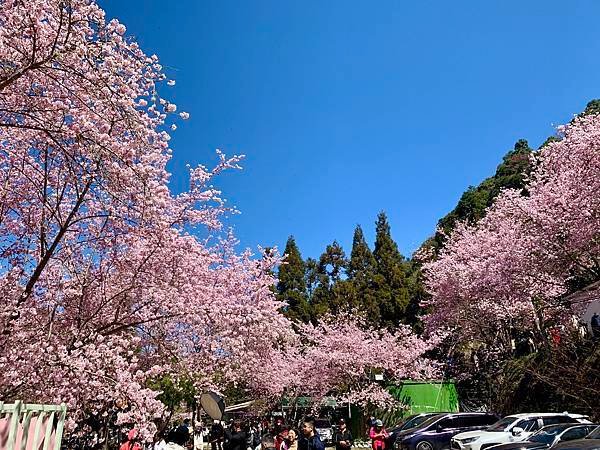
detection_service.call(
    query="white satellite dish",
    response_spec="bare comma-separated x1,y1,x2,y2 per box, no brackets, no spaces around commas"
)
200,392,225,420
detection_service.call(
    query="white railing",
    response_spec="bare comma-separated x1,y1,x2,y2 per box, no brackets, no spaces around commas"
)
0,401,67,450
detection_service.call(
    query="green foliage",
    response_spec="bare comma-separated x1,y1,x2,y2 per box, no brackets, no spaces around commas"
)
278,236,311,323
310,241,349,321
426,139,534,254
305,257,319,299
147,374,196,412
403,259,427,332
348,225,377,279
582,98,600,116
279,218,419,329
373,212,410,327
347,225,380,324
319,240,347,282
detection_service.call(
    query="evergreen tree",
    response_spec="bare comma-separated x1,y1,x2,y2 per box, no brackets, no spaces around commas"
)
347,225,380,324
348,225,376,278
373,212,410,327
403,259,427,332
582,98,600,116
319,240,347,282
311,241,348,320
305,257,319,299
424,139,534,255
277,236,311,323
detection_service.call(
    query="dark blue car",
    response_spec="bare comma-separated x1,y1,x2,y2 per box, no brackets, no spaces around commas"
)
394,413,499,450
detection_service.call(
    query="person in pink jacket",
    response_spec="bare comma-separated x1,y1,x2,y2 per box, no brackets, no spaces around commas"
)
369,420,388,450
120,429,142,450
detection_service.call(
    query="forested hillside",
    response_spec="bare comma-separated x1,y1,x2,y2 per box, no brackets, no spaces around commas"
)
278,99,600,415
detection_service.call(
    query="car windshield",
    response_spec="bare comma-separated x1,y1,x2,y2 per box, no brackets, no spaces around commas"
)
586,426,600,439
487,417,518,432
414,415,445,430
528,427,564,445
315,420,331,428
401,415,435,431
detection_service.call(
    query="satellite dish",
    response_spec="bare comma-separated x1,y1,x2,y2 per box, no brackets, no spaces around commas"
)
200,392,225,420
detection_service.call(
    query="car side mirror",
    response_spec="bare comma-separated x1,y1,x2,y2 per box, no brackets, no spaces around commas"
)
511,427,524,436
436,425,443,433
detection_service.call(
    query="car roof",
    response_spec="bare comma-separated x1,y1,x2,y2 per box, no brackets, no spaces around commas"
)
507,413,581,418
539,424,590,433
420,412,495,423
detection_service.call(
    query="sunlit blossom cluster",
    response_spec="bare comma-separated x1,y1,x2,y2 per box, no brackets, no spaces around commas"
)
423,113,600,350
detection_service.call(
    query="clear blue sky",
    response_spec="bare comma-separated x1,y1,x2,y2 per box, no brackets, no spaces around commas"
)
103,0,600,259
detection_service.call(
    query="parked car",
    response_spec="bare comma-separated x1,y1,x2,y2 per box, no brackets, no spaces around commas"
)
388,414,447,448
394,412,499,450
451,414,591,450
315,418,333,444
551,425,600,450
396,414,448,433
487,424,599,450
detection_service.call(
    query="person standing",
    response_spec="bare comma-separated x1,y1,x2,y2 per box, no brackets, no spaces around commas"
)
591,312,600,339
299,420,325,450
154,431,168,450
262,435,277,450
166,427,190,450
286,429,299,450
369,420,388,450
195,425,205,450
211,421,225,450
275,428,289,450
226,421,249,450
120,429,142,450
334,419,353,450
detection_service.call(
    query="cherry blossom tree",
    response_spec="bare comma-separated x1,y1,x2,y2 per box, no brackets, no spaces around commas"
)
280,314,442,409
423,113,600,351
0,0,444,439
0,0,291,438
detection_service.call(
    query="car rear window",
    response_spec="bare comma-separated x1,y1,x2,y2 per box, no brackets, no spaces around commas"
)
459,416,498,428
561,427,590,441
542,416,578,426
585,426,600,439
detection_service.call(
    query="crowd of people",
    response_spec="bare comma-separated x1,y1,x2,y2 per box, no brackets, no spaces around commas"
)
117,415,390,450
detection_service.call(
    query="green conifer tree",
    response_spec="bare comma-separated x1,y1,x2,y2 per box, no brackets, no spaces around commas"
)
305,257,319,300
311,241,348,320
277,236,311,323
373,212,410,327
347,225,380,324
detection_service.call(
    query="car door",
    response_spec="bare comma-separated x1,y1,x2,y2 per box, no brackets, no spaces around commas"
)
434,418,461,450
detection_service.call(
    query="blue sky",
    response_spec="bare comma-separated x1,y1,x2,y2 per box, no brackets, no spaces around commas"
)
103,0,600,259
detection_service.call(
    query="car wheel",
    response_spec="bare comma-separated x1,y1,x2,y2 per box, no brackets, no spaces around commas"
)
416,441,434,450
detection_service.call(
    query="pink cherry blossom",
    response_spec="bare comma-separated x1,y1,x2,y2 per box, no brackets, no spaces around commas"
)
423,113,600,352
0,0,442,439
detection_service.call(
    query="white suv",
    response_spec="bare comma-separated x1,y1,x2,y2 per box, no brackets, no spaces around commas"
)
451,414,590,450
